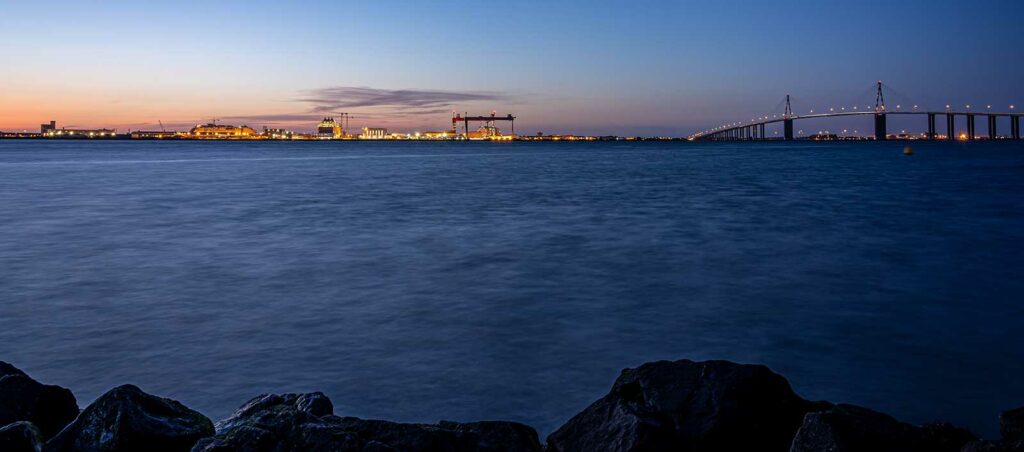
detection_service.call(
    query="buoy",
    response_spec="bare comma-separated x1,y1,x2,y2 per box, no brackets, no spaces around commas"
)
903,146,913,155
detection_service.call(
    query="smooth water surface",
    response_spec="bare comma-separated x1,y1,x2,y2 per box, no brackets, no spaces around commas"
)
1,140,1022,437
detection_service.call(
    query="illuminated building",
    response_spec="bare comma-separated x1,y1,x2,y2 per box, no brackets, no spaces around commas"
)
129,131,181,139
465,125,515,141
452,112,516,140
416,130,456,140
317,117,343,139
263,127,310,140
189,123,257,139
40,120,117,138
360,127,388,139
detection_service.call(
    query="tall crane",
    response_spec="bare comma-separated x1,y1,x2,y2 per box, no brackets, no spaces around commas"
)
336,113,353,135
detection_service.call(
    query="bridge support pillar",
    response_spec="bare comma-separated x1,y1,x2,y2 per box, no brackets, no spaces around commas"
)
967,115,976,140
927,114,936,140
1013,116,1021,140
946,114,955,140
988,115,997,139
760,123,766,141
784,119,794,141
874,113,887,141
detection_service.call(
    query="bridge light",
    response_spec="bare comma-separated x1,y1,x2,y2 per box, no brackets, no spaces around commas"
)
987,105,991,109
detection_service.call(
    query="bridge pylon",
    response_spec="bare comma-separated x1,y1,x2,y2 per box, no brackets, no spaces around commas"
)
783,94,794,141
874,81,887,140
874,81,886,112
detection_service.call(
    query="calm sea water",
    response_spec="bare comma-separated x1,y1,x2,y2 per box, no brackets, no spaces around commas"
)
1,140,1022,438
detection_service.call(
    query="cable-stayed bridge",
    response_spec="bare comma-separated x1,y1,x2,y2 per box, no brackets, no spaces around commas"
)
690,82,1021,141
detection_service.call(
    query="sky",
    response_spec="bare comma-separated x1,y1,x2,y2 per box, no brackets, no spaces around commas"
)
1,0,1022,136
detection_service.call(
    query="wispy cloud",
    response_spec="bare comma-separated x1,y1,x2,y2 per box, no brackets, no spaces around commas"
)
221,113,324,123
296,87,508,113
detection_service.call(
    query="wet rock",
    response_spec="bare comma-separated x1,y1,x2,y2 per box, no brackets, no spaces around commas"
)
437,421,542,452
0,421,44,452
960,407,1024,452
46,384,214,452
546,359,830,452
0,361,29,378
193,392,541,452
0,361,79,440
1003,407,1024,443
961,440,1024,452
789,404,975,452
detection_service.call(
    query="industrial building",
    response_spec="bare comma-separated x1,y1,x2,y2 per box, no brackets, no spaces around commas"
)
40,120,117,138
189,123,257,139
360,127,388,139
452,112,516,140
129,131,181,139
264,127,308,140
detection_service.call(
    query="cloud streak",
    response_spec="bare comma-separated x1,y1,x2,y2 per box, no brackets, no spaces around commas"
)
221,113,325,123
296,87,507,113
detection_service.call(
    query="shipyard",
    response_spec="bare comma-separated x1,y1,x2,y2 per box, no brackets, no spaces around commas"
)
0,112,687,142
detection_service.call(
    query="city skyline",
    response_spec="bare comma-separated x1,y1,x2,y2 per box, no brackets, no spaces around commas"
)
1,0,1022,136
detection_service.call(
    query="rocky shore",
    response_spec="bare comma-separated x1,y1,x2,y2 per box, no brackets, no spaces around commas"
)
1,359,1020,451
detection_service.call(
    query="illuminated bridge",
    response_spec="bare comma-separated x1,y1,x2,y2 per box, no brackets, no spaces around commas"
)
690,82,1022,141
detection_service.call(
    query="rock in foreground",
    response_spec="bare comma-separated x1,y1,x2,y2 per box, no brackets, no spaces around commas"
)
961,407,1024,452
0,361,79,440
1003,407,1024,444
46,384,214,452
546,359,829,452
789,403,975,452
0,421,44,452
193,392,542,452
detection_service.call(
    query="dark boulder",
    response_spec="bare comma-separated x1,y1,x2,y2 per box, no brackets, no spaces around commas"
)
0,361,29,378
45,384,214,452
437,421,542,452
1003,407,1024,444
0,361,79,440
546,359,830,452
961,440,1024,452
193,392,541,452
0,421,44,452
960,406,1024,452
789,404,975,452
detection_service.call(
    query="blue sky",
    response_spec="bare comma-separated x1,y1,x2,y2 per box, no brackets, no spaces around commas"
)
0,0,1021,135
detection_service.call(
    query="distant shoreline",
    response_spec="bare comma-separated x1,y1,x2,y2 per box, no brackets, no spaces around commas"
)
2,135,1010,142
